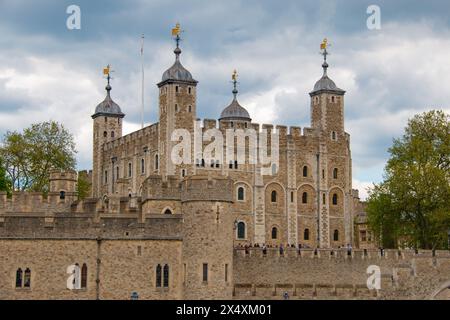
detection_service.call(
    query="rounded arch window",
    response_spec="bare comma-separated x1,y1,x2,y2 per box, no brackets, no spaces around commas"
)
302,192,308,204
237,187,245,201
237,221,246,240
333,229,339,241
271,190,277,203
271,227,278,239
333,168,338,179
332,193,338,205
303,166,308,177
304,228,310,241
103,131,107,138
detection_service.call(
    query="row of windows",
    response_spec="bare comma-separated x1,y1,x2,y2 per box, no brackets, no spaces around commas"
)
195,159,240,170
301,166,339,179
104,155,159,184
268,190,339,205
174,104,193,113
160,85,194,95
16,264,88,289
236,223,341,242
237,187,340,205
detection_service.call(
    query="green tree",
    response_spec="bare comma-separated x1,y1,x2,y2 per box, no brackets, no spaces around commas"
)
77,170,91,200
0,121,77,193
367,110,450,249
0,156,11,195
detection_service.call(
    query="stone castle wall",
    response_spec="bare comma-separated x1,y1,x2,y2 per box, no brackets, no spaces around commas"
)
233,247,450,300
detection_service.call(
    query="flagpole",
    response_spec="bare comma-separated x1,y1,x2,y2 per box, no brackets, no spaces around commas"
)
141,34,145,129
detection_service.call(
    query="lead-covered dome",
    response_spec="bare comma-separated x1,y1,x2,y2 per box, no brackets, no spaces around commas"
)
310,61,345,96
219,74,251,122
161,47,195,82
92,84,124,119
220,96,251,121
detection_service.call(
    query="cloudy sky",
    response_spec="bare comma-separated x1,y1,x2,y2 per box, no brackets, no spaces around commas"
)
0,0,449,199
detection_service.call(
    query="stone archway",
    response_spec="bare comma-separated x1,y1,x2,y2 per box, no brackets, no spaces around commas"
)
429,280,450,300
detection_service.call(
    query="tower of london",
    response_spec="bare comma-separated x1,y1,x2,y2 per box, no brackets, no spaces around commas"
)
0,33,448,300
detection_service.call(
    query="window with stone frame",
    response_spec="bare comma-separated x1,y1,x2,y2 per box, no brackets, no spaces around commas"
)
304,228,310,240
163,264,169,288
333,229,339,241
15,268,23,288
302,192,308,204
237,187,245,201
271,190,277,203
156,264,162,287
271,227,278,239
237,221,246,239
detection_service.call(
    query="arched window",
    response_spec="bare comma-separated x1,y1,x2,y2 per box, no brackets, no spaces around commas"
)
141,158,145,174
24,268,31,288
237,187,244,201
332,193,338,205
332,131,336,140
128,163,132,177
271,190,277,203
116,166,119,180
304,229,310,240
111,131,115,138
181,169,186,177
188,105,192,112
323,193,326,205
81,264,87,289
303,166,308,177
237,222,246,239
59,191,66,200
164,209,172,215
333,168,338,179
163,265,169,288
156,264,162,287
103,131,107,138
104,170,108,184
333,230,339,241
271,227,278,239
155,154,159,170
174,104,178,112
15,268,23,288
271,163,277,175
302,192,308,204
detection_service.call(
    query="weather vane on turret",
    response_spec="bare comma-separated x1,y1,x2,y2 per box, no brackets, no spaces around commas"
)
320,38,330,76
103,64,114,90
231,69,239,100
320,38,330,61
171,22,183,48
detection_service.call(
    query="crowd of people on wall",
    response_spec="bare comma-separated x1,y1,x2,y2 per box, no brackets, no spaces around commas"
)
235,243,356,256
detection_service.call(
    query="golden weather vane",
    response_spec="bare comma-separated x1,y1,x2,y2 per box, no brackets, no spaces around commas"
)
171,22,181,37
232,69,238,82
320,38,331,61
171,22,184,49
103,64,114,85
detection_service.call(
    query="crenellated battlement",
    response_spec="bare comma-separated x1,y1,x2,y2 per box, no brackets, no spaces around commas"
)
103,122,159,151
233,247,450,300
196,118,324,143
234,247,450,261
